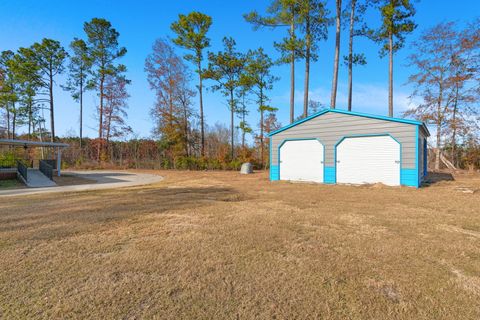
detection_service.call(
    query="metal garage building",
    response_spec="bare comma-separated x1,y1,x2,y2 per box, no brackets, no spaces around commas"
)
269,109,430,188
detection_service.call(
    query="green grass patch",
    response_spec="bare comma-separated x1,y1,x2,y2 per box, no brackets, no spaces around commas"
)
0,179,22,189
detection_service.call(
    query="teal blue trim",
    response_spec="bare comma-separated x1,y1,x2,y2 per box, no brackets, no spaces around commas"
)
268,108,430,137
277,138,326,182
415,126,420,187
269,137,271,168
324,167,336,184
269,138,279,180
401,169,418,187
330,109,424,126
270,165,279,181
334,133,403,185
334,133,402,148
268,109,330,137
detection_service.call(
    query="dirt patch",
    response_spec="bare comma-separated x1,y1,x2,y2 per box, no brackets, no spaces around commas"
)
451,268,480,296
439,224,480,239
365,279,402,303
454,186,479,194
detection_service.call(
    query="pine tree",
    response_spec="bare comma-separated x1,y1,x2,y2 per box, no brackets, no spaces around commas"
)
63,38,92,149
373,0,416,117
298,0,330,117
83,18,127,160
171,12,212,157
30,38,67,141
245,0,304,123
204,37,245,159
344,0,371,111
330,0,342,109
241,48,278,167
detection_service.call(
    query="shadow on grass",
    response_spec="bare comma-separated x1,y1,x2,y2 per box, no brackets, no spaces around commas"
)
0,179,24,190
0,186,241,241
422,171,455,187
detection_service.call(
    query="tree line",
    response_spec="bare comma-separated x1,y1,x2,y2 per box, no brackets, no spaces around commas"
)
0,18,130,162
1,1,479,171
144,0,420,168
146,19,280,168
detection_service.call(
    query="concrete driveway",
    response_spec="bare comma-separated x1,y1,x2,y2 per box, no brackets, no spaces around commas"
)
0,170,163,197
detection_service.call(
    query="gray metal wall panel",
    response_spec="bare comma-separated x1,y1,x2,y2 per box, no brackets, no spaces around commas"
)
271,112,418,168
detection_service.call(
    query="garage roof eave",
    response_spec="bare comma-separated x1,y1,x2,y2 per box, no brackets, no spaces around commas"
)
268,109,430,137
421,124,431,137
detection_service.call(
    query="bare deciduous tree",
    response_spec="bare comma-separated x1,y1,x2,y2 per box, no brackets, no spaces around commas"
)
405,21,480,171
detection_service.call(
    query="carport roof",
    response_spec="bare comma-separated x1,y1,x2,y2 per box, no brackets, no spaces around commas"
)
0,139,69,148
268,109,431,137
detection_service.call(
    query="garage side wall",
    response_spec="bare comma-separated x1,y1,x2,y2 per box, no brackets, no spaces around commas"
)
270,112,419,187
419,128,428,182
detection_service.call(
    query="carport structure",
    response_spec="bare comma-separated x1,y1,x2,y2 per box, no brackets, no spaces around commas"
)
0,139,69,187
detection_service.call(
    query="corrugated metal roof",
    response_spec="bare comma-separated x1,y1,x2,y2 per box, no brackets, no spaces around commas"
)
268,109,431,137
0,139,69,148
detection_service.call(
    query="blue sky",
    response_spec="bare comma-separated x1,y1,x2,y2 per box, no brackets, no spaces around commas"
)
0,0,479,140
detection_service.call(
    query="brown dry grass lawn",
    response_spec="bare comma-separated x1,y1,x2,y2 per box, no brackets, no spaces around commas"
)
0,170,479,319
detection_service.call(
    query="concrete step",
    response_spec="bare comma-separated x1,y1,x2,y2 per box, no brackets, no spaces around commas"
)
25,169,57,188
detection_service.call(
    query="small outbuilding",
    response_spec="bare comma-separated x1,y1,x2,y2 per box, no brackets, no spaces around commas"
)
269,109,430,188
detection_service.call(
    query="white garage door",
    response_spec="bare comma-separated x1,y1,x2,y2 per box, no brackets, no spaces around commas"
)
280,140,324,183
336,135,400,186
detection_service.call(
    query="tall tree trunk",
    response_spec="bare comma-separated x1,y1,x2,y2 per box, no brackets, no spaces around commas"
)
303,7,311,118
435,83,443,171
28,101,32,138
230,89,235,159
435,123,441,171
168,84,173,126
99,75,104,139
290,8,295,124
241,93,246,149
98,73,105,161
451,82,459,167
12,104,16,140
49,69,55,142
105,101,112,157
106,114,111,145
6,106,10,139
260,90,264,168
347,0,355,111
241,117,245,149
79,74,83,150
198,59,205,157
39,118,45,159
330,0,342,109
388,31,393,117
183,103,189,157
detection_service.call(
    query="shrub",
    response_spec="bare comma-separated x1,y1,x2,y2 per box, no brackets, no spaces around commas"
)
161,158,171,169
0,151,17,168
